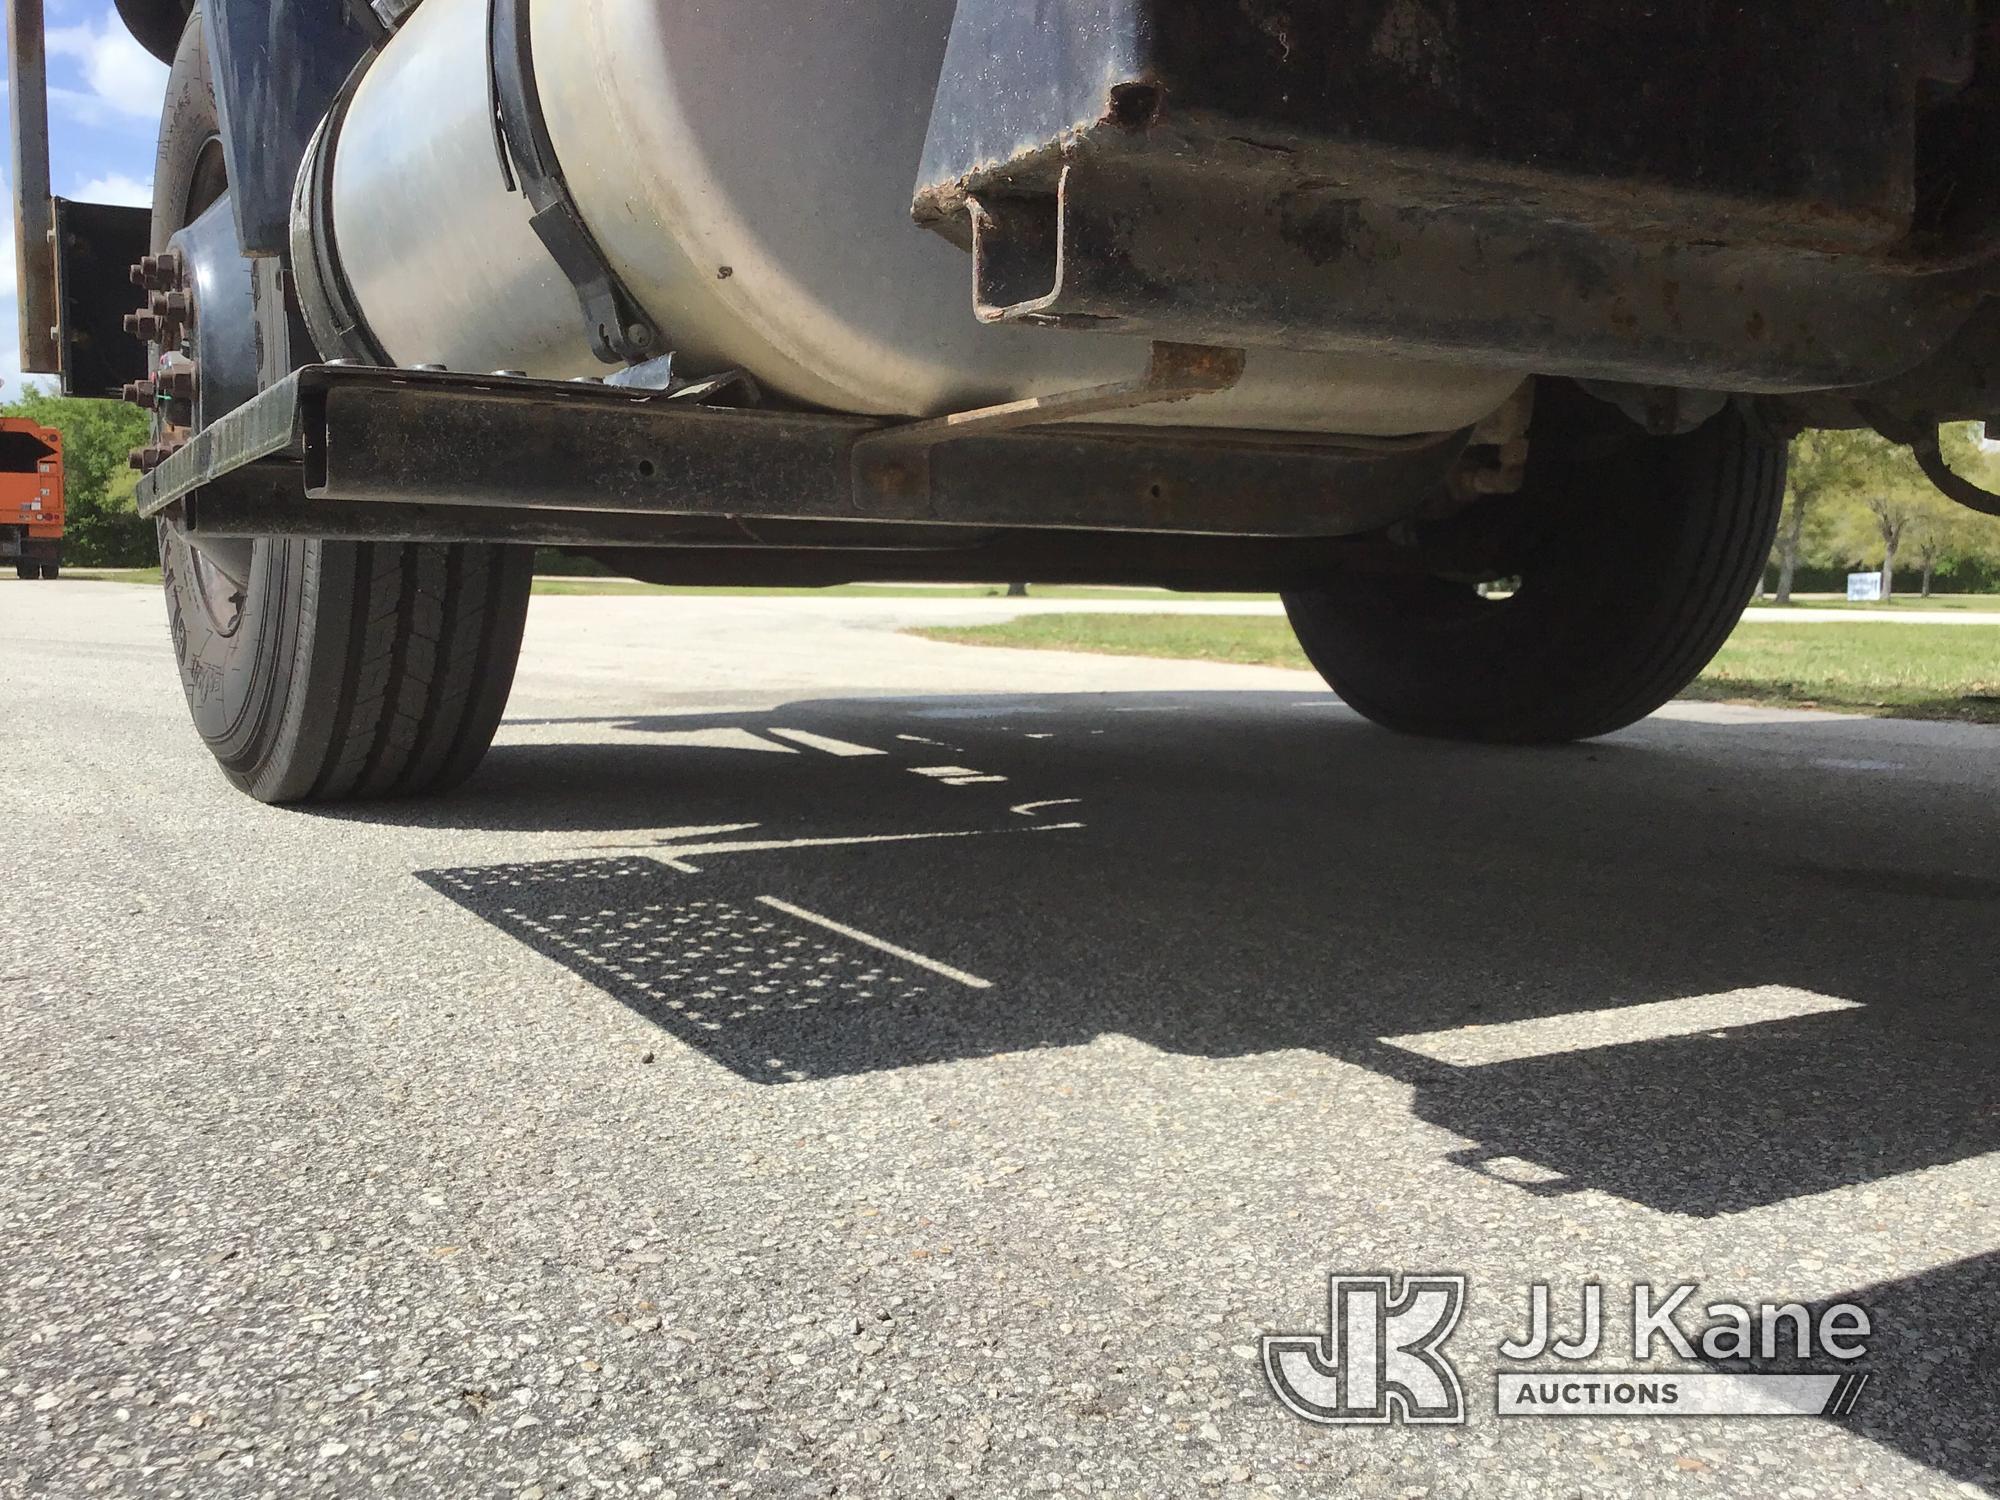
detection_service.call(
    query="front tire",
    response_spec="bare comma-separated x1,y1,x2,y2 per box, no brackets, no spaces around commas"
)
1283,382,1785,744
151,11,532,803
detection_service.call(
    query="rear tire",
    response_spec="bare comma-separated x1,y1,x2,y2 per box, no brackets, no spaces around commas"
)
1283,382,1785,744
151,11,533,803
39,562,59,580
16,563,37,580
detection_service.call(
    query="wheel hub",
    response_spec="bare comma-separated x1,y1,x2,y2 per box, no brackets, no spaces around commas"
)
121,197,263,627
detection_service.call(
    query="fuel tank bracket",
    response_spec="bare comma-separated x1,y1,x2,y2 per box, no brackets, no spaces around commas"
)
487,0,664,365
849,341,1247,506
134,363,1469,544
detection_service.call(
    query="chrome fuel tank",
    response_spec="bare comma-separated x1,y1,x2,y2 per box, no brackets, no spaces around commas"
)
327,0,1519,436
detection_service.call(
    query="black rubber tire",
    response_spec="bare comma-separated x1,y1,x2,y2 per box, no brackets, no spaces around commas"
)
15,563,37,581
152,13,533,803
1283,382,1785,744
40,562,59,580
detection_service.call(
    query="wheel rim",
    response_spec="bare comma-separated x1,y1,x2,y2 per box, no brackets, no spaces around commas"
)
155,131,255,635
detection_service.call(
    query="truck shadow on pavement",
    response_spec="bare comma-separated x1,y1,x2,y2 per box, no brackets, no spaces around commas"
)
396,691,2000,1206
391,688,2000,1485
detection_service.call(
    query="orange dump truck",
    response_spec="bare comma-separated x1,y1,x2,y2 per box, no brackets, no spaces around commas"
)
0,418,63,580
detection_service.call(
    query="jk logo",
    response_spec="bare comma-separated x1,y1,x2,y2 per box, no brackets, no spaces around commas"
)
1262,1273,1467,1425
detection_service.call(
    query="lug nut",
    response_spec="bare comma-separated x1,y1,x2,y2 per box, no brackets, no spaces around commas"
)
158,363,198,400
150,289,193,321
123,310,162,341
120,379,158,407
130,250,186,292
129,437,188,474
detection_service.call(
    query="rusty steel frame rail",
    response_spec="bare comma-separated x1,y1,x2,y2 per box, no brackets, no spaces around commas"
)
135,361,1467,545
6,0,58,376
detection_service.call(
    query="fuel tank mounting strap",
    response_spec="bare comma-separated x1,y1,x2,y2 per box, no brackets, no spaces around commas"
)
290,52,393,368
486,0,665,365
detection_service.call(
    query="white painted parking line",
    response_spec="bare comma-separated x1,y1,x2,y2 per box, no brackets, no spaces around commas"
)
912,765,1009,785
756,896,993,989
645,820,1084,867
1381,985,1861,1067
1011,798,1082,817
647,727,797,754
766,727,887,757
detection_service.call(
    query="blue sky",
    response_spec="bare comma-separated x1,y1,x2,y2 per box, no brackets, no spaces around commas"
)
1,0,169,396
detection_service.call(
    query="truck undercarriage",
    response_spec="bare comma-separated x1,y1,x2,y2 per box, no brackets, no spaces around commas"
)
9,0,2000,797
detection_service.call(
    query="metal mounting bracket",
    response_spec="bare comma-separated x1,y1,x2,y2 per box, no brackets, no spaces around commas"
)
488,0,663,365
849,341,1247,506
1861,405,2000,519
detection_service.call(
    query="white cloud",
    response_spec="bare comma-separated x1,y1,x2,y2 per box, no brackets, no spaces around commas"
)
74,171,152,206
47,10,167,123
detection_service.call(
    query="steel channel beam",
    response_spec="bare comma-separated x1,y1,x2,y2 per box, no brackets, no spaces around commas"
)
6,0,58,375
312,373,1458,538
140,365,1464,541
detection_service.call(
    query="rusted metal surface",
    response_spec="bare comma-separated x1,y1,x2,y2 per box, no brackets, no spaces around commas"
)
137,364,1469,543
849,340,1247,501
590,532,1415,592
959,162,1990,391
6,0,58,377
912,0,2000,399
918,1,1933,254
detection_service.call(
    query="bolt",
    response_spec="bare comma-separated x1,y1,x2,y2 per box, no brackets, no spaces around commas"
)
158,363,199,401
120,379,158,407
160,290,194,321
131,250,186,292
123,310,162,342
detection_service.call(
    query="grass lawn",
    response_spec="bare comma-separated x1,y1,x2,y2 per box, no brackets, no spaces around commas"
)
909,614,2000,724
1759,593,2000,612
61,567,163,585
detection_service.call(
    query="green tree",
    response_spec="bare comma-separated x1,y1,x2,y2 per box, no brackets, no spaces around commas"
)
1775,429,1898,603
1,391,155,566
1861,487,1920,599
1778,424,2000,599
1905,493,1965,596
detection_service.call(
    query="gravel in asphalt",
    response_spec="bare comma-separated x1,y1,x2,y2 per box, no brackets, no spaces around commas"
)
2,582,1997,1499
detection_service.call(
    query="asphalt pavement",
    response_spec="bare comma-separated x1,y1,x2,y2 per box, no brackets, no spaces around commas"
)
3,580,1998,1499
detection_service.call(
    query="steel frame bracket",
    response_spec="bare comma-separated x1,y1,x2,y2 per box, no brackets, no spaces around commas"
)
135,363,1465,547
487,0,663,365
849,341,1247,506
